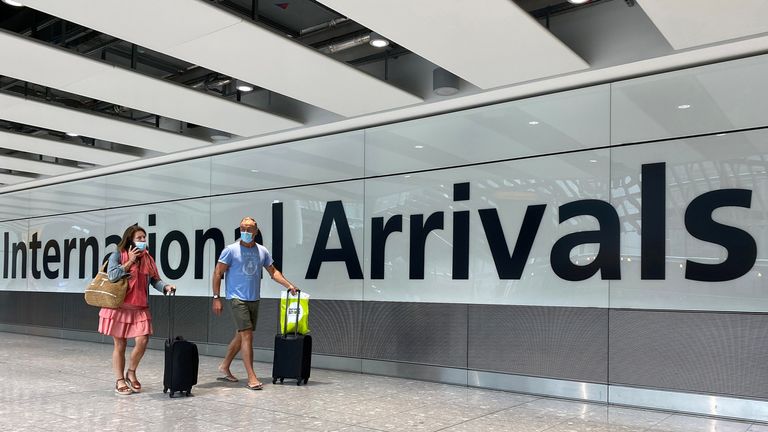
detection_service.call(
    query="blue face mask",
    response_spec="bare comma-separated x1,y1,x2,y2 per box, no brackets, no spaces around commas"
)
134,241,147,251
240,232,254,243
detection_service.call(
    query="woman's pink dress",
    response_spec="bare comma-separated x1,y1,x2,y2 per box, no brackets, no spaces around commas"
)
98,252,155,338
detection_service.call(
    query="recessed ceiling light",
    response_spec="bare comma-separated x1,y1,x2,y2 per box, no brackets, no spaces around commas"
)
2,0,24,6
250,169,259,173
210,135,230,141
66,132,79,137
404,175,411,178
369,32,389,48
677,104,691,110
237,84,254,92
414,145,424,149
716,133,727,137
528,121,540,125
567,0,590,3
589,159,597,163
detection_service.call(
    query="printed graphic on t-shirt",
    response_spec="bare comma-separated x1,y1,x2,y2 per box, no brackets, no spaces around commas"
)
243,254,258,276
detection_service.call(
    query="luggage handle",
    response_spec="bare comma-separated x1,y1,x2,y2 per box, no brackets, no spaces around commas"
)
282,289,301,337
166,289,175,341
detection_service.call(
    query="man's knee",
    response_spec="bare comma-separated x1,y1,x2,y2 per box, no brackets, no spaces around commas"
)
239,329,253,343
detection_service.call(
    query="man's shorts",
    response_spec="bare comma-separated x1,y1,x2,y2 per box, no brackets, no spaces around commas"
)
230,299,260,332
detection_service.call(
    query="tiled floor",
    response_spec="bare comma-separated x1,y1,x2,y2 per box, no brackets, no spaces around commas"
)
0,332,762,432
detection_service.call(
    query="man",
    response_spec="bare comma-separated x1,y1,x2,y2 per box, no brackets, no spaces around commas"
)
212,216,297,390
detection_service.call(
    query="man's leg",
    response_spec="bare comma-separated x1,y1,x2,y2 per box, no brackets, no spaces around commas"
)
239,329,260,386
218,332,241,379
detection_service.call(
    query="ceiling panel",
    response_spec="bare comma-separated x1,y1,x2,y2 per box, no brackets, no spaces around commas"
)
315,0,588,89
0,30,302,137
0,93,208,153
636,0,768,50
0,172,35,185
0,130,137,165
0,154,80,176
21,0,423,117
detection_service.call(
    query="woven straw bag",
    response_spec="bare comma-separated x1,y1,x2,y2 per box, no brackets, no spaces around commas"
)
84,261,127,308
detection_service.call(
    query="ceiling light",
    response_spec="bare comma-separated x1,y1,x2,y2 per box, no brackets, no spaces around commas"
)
414,145,424,149
250,169,259,173
677,104,691,110
235,80,254,92
210,134,230,141
567,0,591,4
404,175,411,178
2,0,24,6
369,32,389,48
433,68,459,96
589,159,597,163
528,121,540,126
66,132,79,137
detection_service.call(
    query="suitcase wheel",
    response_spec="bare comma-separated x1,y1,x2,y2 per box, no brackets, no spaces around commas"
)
169,391,175,398
185,391,192,397
163,387,168,393
304,378,309,385
272,378,277,384
296,380,302,386
280,378,284,384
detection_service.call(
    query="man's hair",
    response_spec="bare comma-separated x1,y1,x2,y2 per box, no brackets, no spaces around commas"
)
240,216,257,227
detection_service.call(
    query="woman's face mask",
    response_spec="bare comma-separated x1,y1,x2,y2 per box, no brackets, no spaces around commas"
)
134,241,147,251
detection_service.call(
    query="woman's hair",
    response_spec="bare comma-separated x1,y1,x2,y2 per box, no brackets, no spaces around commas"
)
117,224,146,251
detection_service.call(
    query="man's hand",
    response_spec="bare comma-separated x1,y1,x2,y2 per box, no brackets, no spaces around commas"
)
212,298,223,316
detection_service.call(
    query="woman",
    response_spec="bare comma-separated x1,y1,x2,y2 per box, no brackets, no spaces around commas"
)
99,224,176,395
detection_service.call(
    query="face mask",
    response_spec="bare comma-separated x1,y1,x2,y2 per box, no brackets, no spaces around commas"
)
240,232,254,243
134,241,147,251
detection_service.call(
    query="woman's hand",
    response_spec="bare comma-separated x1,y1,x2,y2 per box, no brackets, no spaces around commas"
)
165,285,176,295
126,246,141,267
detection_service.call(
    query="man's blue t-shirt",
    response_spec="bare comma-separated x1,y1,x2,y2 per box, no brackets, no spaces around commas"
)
218,242,274,301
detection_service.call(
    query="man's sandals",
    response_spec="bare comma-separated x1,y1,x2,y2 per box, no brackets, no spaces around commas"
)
246,381,264,390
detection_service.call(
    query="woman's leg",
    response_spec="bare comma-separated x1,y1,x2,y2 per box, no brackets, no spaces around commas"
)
126,335,149,389
112,337,127,380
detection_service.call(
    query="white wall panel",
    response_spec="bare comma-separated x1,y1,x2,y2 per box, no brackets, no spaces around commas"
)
105,158,210,207
365,85,609,176
0,191,29,220
0,220,28,292
364,150,610,306
27,211,105,293
611,54,768,144
211,131,364,195
28,178,106,217
610,130,768,312
105,200,212,297
210,182,364,301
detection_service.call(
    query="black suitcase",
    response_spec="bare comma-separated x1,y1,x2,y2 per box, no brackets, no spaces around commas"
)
162,292,199,397
272,289,312,386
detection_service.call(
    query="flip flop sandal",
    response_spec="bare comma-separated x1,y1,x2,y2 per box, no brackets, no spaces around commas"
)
246,382,264,391
217,375,239,383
